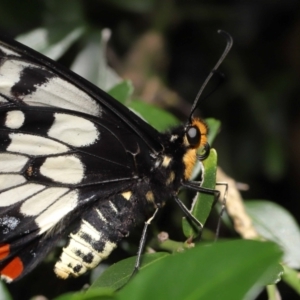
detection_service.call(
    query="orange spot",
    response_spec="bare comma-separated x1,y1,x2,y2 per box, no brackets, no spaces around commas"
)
0,244,10,260
0,257,24,280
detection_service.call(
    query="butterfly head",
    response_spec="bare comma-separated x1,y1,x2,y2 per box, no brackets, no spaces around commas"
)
184,118,208,151
180,118,210,180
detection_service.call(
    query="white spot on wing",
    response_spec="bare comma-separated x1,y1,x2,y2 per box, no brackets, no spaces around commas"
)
40,155,84,184
0,275,13,283
0,153,28,172
5,110,25,129
36,190,78,234
0,59,101,116
7,133,69,155
0,60,23,96
0,174,26,191
23,76,101,116
0,95,7,103
20,187,69,216
0,216,20,234
48,113,99,147
0,183,45,207
0,45,20,57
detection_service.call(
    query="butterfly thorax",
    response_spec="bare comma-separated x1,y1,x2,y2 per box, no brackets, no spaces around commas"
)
140,117,209,209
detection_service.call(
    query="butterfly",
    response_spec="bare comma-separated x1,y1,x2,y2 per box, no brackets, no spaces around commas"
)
0,31,232,282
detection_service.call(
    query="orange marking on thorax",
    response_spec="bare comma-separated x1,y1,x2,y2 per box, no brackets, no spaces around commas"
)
0,256,24,281
183,149,197,180
0,244,10,260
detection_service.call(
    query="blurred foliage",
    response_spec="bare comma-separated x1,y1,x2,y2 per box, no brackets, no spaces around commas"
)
0,0,300,299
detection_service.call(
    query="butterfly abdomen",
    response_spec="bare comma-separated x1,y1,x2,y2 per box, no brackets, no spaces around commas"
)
54,190,148,279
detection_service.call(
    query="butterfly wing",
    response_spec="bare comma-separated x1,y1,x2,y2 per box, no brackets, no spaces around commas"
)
0,36,163,153
0,36,163,281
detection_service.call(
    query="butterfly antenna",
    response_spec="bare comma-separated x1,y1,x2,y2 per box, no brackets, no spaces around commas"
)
189,30,233,121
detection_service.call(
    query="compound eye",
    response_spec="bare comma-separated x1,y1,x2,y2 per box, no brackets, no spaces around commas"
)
186,125,201,147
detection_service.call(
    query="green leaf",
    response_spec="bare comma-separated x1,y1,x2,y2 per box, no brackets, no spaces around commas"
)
90,252,169,291
108,81,134,104
128,100,179,131
53,288,115,300
182,149,218,238
117,240,282,300
266,285,281,300
245,200,300,269
205,118,221,145
0,280,12,300
282,264,300,295
263,262,283,285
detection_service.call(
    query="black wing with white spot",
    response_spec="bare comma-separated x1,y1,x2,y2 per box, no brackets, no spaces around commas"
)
0,35,164,281
0,36,162,152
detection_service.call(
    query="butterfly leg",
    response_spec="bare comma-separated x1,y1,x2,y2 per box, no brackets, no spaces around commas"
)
132,207,159,275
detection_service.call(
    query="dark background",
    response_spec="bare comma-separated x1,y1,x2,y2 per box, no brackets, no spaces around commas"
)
0,0,299,299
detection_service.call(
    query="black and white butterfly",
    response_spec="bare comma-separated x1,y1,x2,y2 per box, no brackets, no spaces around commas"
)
0,32,232,282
